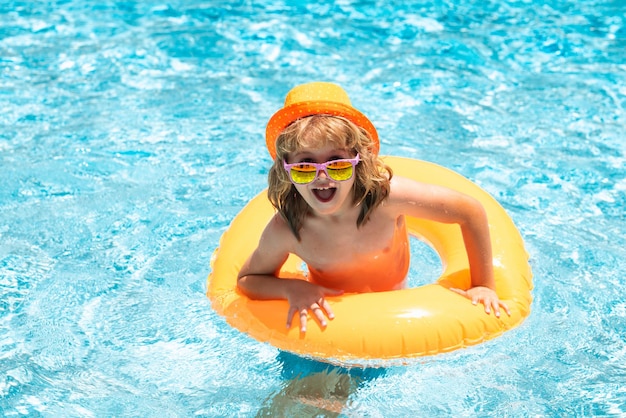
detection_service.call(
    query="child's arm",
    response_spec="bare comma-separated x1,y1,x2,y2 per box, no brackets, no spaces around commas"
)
390,176,510,317
448,196,511,317
237,215,343,332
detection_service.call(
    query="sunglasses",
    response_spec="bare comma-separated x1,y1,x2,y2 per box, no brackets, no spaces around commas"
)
283,154,360,185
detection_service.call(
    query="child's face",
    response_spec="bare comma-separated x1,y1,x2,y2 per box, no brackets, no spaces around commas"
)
286,143,357,216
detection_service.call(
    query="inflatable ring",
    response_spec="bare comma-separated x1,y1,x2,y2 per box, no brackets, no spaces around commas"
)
207,156,533,365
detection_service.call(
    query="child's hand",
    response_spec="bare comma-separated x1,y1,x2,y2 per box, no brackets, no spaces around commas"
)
285,280,344,333
450,286,511,318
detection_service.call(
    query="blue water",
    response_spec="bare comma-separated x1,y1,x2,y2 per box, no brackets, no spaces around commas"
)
2,0,625,416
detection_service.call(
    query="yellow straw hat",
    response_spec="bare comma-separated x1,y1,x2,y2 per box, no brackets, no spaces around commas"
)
265,82,379,159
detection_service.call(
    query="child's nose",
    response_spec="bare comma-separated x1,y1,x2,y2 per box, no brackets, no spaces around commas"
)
317,169,329,180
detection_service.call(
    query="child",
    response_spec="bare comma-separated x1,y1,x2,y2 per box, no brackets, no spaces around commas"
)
238,82,510,333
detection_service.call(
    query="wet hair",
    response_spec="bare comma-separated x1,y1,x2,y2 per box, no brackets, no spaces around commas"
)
267,115,392,240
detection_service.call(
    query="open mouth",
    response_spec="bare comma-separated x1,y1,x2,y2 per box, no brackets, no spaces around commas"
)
312,187,336,203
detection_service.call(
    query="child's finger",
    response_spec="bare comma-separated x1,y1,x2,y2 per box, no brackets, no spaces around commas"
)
483,301,491,313
323,287,344,297
299,309,308,333
320,299,335,320
492,302,500,317
449,287,467,297
286,307,296,329
310,303,328,327
500,300,511,316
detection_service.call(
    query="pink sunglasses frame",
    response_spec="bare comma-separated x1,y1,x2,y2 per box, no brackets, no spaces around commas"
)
283,154,360,185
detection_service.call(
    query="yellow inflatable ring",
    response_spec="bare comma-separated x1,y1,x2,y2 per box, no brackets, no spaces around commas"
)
207,156,533,364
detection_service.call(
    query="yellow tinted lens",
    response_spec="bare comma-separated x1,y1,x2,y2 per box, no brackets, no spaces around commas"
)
290,164,317,184
326,161,353,181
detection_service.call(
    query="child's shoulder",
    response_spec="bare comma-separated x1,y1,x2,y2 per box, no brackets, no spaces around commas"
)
265,213,293,236
388,174,428,198
258,213,299,251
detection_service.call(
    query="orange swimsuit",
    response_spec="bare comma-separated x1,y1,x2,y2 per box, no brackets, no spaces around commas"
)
307,219,410,293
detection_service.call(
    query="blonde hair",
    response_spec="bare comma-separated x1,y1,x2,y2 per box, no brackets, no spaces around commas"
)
267,115,392,239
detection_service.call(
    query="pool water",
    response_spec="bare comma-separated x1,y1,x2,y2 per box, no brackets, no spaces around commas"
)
2,0,625,416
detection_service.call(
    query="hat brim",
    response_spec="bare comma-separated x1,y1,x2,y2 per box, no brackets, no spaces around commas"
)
265,101,379,159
